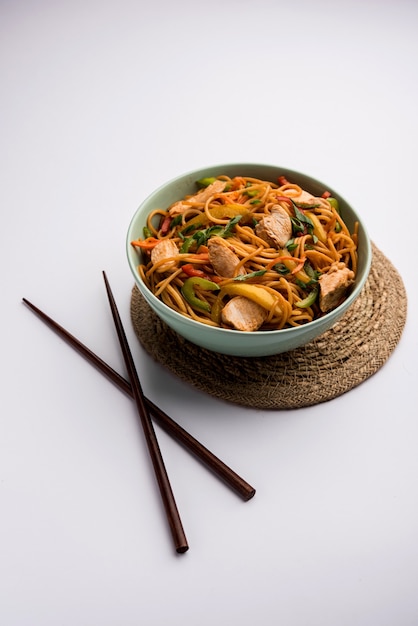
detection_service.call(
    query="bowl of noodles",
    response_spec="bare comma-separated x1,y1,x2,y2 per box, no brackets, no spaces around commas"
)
127,164,371,357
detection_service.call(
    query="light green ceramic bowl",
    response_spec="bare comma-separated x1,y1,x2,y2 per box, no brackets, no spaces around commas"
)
127,164,371,357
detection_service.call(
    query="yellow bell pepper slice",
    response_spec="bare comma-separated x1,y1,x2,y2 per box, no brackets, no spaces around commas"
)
279,258,311,284
220,283,279,311
305,211,328,244
182,204,249,231
217,204,250,218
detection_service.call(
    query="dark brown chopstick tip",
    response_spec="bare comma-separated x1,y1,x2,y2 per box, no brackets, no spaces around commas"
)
103,271,189,554
245,488,256,501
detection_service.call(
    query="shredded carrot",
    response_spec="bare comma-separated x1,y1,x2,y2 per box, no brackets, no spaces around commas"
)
188,253,210,262
181,264,208,278
231,177,246,190
275,195,294,209
131,237,160,250
266,255,301,271
208,275,223,284
290,257,306,274
181,263,222,283
265,255,306,275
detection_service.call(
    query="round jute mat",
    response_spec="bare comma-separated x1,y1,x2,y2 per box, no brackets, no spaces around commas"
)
130,243,407,409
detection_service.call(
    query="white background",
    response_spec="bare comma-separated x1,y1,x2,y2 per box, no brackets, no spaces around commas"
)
1,1,418,625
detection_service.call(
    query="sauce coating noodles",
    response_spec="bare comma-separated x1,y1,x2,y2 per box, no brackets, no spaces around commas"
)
131,175,358,331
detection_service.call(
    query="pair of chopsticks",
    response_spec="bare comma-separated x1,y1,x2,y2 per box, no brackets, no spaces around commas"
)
22,272,255,554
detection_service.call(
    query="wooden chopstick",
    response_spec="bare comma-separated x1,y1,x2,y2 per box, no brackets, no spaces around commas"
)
22,297,256,502
102,271,188,553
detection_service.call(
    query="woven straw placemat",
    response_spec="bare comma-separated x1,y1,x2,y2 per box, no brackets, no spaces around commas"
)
130,243,407,409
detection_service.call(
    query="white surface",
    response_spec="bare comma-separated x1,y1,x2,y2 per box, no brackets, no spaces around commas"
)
1,1,417,625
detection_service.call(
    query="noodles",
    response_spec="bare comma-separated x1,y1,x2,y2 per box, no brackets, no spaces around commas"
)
131,175,358,332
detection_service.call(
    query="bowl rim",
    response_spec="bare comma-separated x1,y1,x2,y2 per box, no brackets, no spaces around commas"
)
126,162,372,338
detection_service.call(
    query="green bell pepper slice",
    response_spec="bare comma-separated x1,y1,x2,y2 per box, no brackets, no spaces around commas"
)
327,197,339,213
196,177,216,188
295,285,319,308
181,277,220,312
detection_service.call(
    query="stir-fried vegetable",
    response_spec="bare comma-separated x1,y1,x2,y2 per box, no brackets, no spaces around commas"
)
295,285,319,308
219,283,278,311
233,270,267,282
304,211,328,244
181,263,221,282
327,197,342,232
327,197,339,213
181,277,220,312
180,214,243,253
180,204,248,236
268,253,311,284
196,177,216,188
131,236,160,250
290,206,316,241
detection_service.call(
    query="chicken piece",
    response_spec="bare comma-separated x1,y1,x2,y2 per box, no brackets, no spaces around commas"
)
318,263,355,312
255,205,292,248
192,180,227,203
290,189,329,209
169,180,227,216
207,236,246,278
221,296,267,332
292,189,317,205
150,239,178,273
